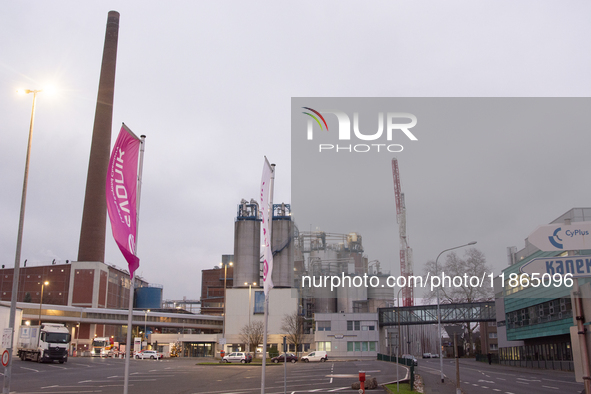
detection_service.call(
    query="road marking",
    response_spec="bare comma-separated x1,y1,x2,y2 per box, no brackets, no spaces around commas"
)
482,386,489,389
40,385,59,389
493,390,501,392
478,379,495,384
516,381,529,384
328,388,348,392
542,386,559,390
517,378,541,382
20,367,40,372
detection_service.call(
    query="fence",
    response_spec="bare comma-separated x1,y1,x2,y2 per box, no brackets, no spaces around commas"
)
475,353,574,371
377,353,415,390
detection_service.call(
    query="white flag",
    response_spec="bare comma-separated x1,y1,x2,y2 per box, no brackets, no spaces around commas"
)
260,157,274,295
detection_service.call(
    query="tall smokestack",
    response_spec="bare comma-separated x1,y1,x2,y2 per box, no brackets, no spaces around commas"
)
77,11,120,263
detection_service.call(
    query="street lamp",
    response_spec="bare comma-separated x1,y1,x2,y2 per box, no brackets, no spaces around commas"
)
221,261,233,352
144,309,150,348
436,241,476,383
4,88,43,393
245,282,256,352
38,281,49,325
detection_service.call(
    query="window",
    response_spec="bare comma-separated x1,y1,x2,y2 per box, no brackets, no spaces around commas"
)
488,321,496,326
355,342,361,351
347,321,361,331
354,321,360,331
254,291,265,314
347,342,354,352
369,342,376,352
317,321,331,331
489,332,497,339
317,342,331,352
347,321,353,331
362,342,368,352
490,344,498,351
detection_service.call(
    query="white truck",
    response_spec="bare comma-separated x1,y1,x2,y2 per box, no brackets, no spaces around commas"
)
17,323,71,363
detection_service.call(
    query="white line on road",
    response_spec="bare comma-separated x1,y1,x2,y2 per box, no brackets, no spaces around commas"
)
542,386,559,390
20,366,40,372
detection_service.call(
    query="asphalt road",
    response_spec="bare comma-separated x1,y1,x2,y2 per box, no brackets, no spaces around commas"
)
1,357,407,393
417,357,584,394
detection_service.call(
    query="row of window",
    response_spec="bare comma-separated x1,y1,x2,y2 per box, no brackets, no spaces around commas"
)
347,320,375,331
316,320,376,332
315,341,378,352
506,297,572,329
500,342,572,362
347,341,377,352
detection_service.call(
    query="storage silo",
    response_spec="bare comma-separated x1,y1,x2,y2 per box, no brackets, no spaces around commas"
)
367,274,394,312
313,282,337,313
336,276,368,313
271,203,293,288
233,200,261,288
135,285,163,309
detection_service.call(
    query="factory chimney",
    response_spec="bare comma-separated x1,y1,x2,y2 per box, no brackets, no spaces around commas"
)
77,11,120,263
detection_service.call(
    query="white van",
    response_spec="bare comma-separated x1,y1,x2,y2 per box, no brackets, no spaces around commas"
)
300,350,328,362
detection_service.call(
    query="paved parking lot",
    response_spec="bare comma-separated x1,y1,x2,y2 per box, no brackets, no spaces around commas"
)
1,357,403,393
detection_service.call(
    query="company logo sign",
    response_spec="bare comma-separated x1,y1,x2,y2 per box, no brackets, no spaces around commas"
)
528,222,591,252
549,227,563,249
302,107,417,153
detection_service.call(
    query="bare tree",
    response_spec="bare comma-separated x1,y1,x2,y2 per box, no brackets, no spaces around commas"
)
423,248,493,355
239,321,265,357
281,312,304,356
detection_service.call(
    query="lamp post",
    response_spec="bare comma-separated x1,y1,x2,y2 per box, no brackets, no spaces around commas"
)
221,261,233,353
144,309,150,348
4,89,43,394
436,241,476,383
245,282,256,352
38,281,49,325
396,287,404,393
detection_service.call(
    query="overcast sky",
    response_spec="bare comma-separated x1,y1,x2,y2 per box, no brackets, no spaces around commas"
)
1,2,590,301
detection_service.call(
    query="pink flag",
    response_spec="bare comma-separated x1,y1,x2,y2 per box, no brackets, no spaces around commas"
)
106,124,141,278
260,158,274,295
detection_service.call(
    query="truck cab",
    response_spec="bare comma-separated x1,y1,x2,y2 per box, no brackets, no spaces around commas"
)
18,323,71,363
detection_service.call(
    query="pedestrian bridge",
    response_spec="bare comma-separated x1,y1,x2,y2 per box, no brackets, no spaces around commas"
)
378,301,495,326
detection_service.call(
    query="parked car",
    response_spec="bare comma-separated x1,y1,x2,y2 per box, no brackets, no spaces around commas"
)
135,350,163,360
300,350,328,362
431,353,439,358
271,353,298,363
222,352,251,363
422,352,431,358
402,354,418,366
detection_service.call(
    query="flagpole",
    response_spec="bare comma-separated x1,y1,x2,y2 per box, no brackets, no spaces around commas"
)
261,162,275,394
124,133,146,394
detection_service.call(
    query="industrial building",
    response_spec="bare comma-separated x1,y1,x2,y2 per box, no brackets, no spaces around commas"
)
0,260,163,351
496,207,591,370
218,198,439,359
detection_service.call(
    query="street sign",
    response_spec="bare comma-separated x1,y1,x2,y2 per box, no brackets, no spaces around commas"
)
528,222,591,251
1,350,9,367
2,329,12,349
520,255,591,278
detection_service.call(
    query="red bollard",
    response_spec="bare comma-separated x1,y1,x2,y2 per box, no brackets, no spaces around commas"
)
359,372,366,394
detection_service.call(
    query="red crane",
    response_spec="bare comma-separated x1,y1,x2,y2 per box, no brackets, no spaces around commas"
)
392,158,414,307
